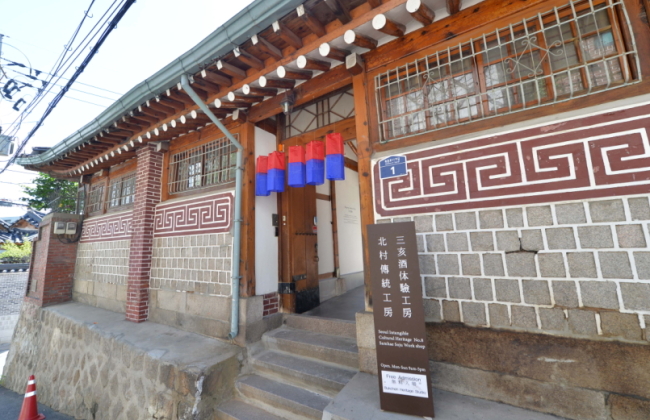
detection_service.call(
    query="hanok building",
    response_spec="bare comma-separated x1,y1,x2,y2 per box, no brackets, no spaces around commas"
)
4,0,650,419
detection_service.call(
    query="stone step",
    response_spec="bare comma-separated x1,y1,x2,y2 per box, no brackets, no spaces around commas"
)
215,400,283,420
237,374,331,420
263,326,359,369
251,349,357,397
284,314,357,339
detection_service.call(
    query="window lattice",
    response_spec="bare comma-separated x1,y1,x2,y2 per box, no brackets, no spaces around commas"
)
108,173,136,208
375,0,639,142
168,135,237,194
86,184,104,214
285,88,355,138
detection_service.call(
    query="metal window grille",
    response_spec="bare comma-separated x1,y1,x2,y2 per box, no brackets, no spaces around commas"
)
375,0,639,142
168,135,237,194
285,88,355,138
108,173,136,208
86,184,104,214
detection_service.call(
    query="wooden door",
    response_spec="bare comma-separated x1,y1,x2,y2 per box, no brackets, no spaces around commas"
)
279,184,320,313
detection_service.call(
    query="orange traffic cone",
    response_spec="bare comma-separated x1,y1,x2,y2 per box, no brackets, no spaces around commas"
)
17,375,45,420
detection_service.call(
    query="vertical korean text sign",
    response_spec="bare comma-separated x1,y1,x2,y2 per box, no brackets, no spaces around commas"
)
368,222,434,417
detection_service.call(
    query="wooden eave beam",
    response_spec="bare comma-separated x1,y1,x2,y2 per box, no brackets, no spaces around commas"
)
234,47,264,70
243,84,277,97
214,99,251,110
171,87,206,105
130,113,158,125
372,13,405,37
368,0,382,7
297,55,331,72
325,0,352,24
160,94,188,110
344,30,378,49
249,62,352,123
139,104,167,119
319,43,350,61
148,99,176,114
297,5,326,37
406,0,435,25
272,21,302,50
251,34,283,61
227,92,264,103
447,0,461,15
277,66,312,80
259,76,296,89
201,69,233,87
189,78,221,96
217,60,247,79
114,121,142,133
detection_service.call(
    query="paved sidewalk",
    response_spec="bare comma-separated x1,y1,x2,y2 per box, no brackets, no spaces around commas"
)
0,384,74,420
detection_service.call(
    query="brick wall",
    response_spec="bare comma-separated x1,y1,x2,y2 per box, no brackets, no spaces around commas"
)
262,292,279,316
126,144,162,322
378,195,650,344
26,213,81,307
73,239,130,313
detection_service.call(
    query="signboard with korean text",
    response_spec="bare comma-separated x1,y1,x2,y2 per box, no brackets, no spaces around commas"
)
367,222,434,417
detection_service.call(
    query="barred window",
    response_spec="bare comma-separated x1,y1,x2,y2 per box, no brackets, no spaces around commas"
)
375,0,638,142
168,135,237,194
86,184,104,214
284,88,355,139
108,173,136,208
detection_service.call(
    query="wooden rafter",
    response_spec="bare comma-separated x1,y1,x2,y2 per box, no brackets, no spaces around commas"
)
297,55,331,72
277,66,312,80
242,84,277,97
406,0,435,25
217,60,247,79
201,69,233,87
234,47,264,70
251,34,283,60
325,0,352,24
319,43,349,61
297,5,326,37
372,13,405,37
273,21,302,50
447,0,461,15
344,30,378,49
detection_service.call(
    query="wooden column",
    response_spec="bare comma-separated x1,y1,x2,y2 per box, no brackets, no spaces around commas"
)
239,121,256,297
352,71,375,311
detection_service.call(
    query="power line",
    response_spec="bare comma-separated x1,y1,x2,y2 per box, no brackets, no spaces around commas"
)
0,0,137,174
0,0,123,140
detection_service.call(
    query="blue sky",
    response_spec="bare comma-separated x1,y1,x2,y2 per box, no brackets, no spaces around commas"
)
0,0,254,202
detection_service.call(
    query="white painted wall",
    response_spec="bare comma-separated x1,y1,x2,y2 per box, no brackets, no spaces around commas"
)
336,167,363,275
254,127,279,295
317,198,334,275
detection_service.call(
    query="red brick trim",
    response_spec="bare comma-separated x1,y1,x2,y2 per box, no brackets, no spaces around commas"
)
126,145,163,323
263,292,279,316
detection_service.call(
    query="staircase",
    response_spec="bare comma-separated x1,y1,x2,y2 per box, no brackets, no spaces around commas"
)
217,315,359,420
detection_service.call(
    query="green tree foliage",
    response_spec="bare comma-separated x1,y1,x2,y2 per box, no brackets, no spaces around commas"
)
22,173,78,213
0,239,32,263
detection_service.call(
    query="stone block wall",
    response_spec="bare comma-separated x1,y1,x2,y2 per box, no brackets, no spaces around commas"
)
379,195,650,344
150,233,233,297
73,239,130,313
148,232,233,339
3,300,241,420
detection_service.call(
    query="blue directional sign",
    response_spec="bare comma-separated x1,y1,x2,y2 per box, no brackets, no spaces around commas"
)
379,156,407,179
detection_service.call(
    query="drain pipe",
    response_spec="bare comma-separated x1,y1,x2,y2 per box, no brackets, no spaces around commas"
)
180,74,243,340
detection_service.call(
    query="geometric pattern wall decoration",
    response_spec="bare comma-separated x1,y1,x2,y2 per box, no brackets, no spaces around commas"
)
374,103,650,217
153,192,233,237
80,212,134,242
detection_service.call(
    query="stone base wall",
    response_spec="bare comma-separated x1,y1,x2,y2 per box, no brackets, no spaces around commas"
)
2,300,241,420
73,239,130,313
355,312,650,419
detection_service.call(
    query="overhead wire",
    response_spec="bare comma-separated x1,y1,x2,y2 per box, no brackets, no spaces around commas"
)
0,0,136,175
1,0,122,138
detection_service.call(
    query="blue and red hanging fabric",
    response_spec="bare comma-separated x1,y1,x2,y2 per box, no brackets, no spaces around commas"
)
288,146,306,188
326,132,345,181
255,156,270,196
267,151,286,193
306,140,325,185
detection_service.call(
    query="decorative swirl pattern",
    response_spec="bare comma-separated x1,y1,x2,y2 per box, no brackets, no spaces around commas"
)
374,104,650,216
